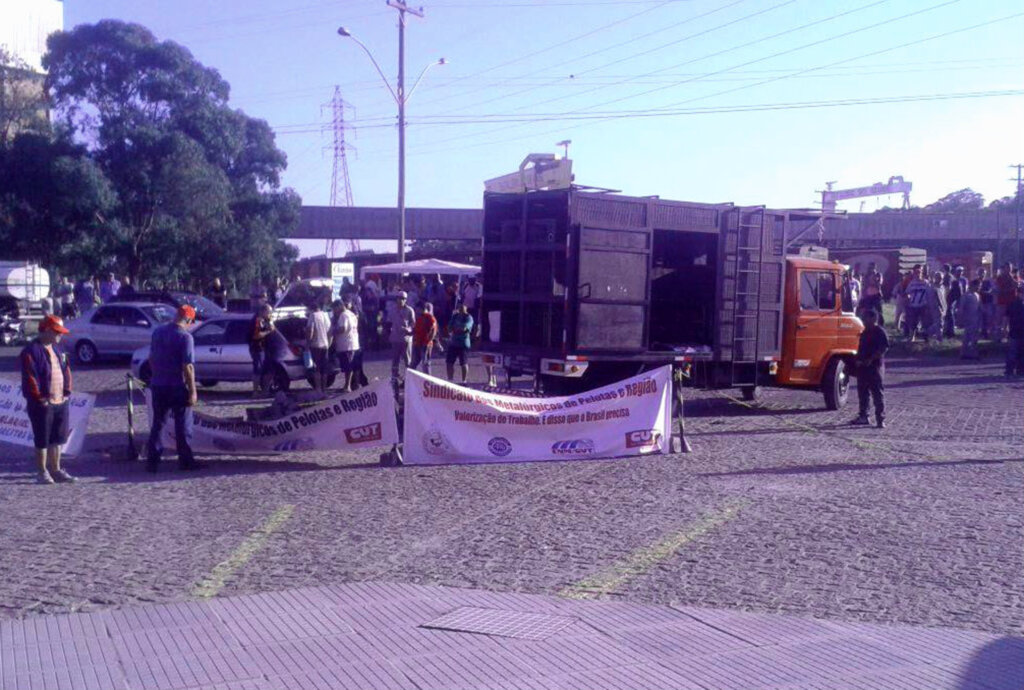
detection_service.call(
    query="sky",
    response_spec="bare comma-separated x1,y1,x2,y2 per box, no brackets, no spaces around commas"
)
61,0,1024,257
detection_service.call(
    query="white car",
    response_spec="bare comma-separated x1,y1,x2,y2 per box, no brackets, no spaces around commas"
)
65,303,177,363
130,314,312,392
273,278,334,320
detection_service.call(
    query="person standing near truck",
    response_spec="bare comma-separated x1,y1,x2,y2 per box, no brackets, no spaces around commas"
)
978,268,995,339
945,266,967,336
446,303,474,384
306,297,331,395
903,266,930,341
389,291,415,380
1005,285,1024,378
21,315,75,484
411,302,439,375
994,263,1017,344
956,279,982,360
330,298,360,392
860,264,884,325
851,309,889,429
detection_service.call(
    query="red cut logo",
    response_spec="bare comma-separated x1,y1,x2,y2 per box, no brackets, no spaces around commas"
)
345,422,382,444
625,429,662,450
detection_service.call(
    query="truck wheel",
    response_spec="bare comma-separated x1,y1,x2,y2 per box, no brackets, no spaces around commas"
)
741,386,760,402
822,358,850,410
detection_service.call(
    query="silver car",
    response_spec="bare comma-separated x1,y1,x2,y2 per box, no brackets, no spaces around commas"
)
66,302,177,363
130,314,309,391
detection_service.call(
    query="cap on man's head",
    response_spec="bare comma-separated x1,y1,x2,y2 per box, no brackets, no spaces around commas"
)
177,305,197,321
397,291,408,300
39,314,70,335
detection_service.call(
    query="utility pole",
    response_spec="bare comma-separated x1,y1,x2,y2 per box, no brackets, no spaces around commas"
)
1011,164,1023,264
388,0,424,263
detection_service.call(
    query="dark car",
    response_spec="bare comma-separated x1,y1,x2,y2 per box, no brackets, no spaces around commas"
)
111,291,225,321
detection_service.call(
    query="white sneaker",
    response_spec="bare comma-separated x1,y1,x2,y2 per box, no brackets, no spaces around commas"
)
37,470,55,485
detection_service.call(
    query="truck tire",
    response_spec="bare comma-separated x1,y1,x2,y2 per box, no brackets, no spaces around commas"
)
741,386,760,402
822,358,850,410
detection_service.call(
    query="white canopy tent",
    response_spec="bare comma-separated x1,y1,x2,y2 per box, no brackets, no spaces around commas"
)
359,258,481,279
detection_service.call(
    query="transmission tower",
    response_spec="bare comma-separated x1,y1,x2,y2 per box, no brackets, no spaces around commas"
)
323,86,357,257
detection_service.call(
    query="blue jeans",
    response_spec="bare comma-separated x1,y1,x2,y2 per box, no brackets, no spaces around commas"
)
147,385,195,467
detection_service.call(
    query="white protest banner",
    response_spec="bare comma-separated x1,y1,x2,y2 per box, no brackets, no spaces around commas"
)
148,379,398,454
0,377,95,456
403,366,672,465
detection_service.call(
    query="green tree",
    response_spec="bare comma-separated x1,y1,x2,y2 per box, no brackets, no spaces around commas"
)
0,132,116,277
0,47,49,147
924,188,985,212
43,20,299,285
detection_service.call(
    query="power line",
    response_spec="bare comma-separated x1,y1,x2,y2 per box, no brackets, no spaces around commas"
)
393,8,1024,158
411,0,755,116
406,0,684,111
271,88,1023,136
402,0,904,152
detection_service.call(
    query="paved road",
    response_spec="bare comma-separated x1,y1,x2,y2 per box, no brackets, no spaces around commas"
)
0,347,1021,637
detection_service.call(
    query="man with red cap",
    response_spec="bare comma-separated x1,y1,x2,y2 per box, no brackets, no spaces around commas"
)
21,314,75,484
146,304,200,471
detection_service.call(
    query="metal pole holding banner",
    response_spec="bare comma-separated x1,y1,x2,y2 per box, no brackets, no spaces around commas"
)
125,373,140,461
671,365,692,454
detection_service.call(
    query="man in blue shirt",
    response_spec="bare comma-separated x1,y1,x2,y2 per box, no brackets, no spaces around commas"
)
146,305,200,472
446,303,474,383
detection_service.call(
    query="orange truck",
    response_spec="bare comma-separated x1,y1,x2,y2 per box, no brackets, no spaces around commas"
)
479,187,863,409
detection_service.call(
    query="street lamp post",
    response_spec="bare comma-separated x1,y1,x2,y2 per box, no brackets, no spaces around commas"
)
338,14,444,263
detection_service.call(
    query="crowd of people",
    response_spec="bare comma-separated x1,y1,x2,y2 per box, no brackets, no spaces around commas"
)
848,261,1024,377
243,272,484,399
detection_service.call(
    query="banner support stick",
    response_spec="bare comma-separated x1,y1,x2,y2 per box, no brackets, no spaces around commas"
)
125,373,140,461
671,368,692,454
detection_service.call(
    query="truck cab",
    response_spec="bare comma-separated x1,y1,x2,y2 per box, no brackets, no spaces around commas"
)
776,257,863,409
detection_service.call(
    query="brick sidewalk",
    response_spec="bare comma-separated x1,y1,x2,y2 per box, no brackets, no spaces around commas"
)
2,582,1020,690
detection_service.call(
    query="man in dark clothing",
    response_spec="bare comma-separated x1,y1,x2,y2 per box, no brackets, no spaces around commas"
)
1005,286,1024,378
208,278,228,309
20,315,75,484
851,309,889,429
944,266,967,337
248,304,274,396
146,305,200,472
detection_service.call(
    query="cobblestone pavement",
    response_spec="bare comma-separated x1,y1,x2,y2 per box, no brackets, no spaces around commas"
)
0,348,1021,637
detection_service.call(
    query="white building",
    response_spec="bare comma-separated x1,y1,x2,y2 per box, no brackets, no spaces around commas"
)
0,0,64,73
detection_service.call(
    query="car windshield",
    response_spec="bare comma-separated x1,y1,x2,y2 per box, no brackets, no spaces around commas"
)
143,305,176,324
172,292,224,317
276,282,332,309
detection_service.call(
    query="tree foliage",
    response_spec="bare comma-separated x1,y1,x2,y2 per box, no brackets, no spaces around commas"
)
0,47,49,146
37,20,298,285
923,188,985,212
0,132,116,275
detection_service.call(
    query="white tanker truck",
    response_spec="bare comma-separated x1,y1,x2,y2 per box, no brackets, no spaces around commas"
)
0,261,51,317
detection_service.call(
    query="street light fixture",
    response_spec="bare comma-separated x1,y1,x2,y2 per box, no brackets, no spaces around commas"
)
337,23,446,263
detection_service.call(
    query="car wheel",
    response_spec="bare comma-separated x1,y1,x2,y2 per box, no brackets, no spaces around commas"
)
198,380,218,388
822,358,849,410
741,386,761,402
75,340,98,364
